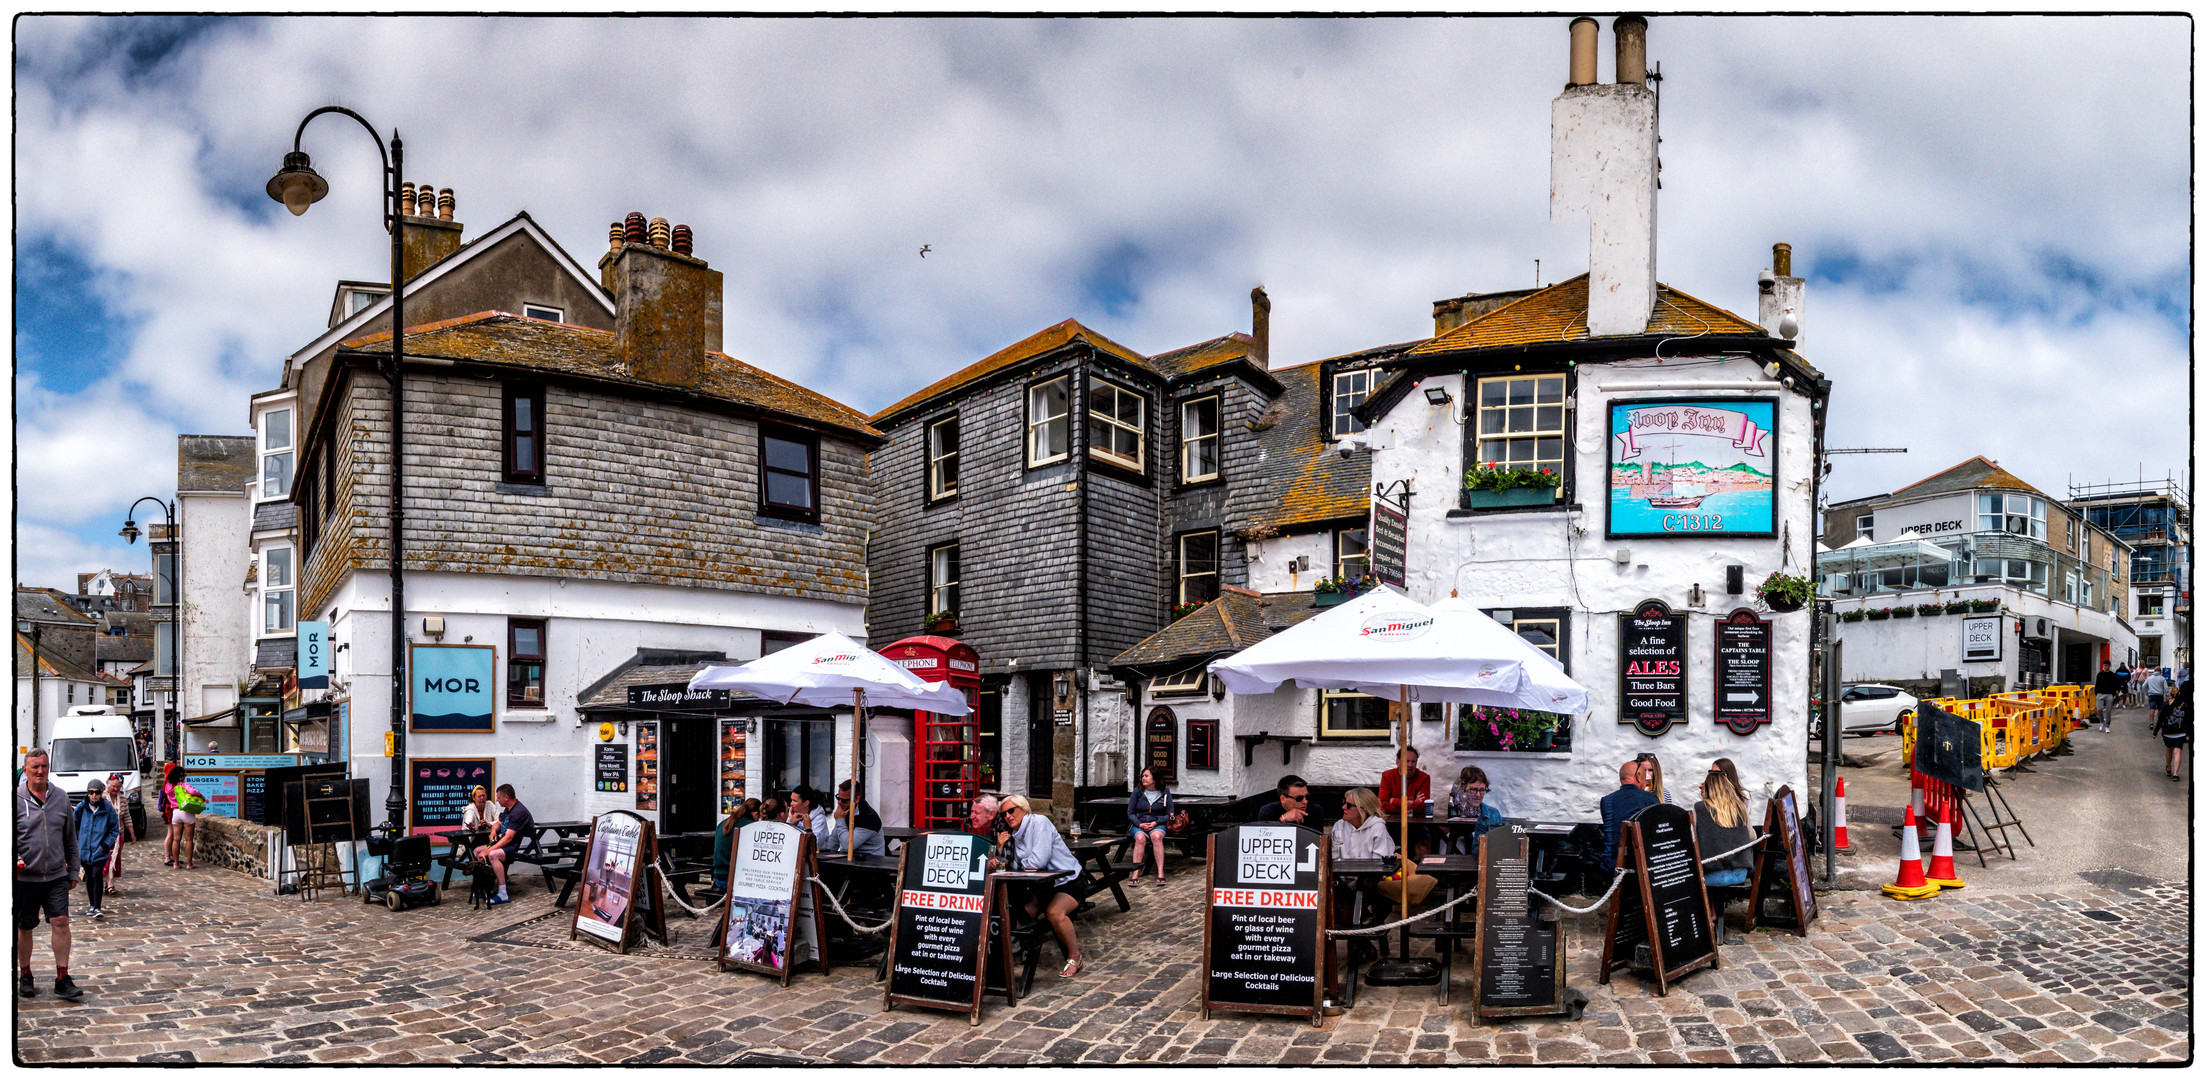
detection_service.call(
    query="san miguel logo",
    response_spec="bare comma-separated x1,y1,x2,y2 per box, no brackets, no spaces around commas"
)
812,653,859,665
1359,612,1434,641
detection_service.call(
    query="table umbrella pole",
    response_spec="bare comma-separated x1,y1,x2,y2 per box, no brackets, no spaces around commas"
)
1364,682,1439,985
850,687,864,862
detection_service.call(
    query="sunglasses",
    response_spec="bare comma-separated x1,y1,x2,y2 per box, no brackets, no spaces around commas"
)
1464,786,1489,793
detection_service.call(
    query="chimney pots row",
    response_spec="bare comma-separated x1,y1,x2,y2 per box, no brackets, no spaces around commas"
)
607,212,695,257
1564,15,1649,87
398,182,456,221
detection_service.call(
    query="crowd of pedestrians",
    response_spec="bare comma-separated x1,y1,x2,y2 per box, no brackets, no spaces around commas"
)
2095,661,2191,781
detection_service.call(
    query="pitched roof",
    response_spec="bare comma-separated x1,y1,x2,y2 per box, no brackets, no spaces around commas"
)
1407,274,1769,355
15,633,117,684
872,318,1150,424
1223,360,1377,534
178,435,256,493
1892,456,2059,503
344,313,880,442
575,648,759,711
1112,589,1321,669
15,589,96,628
1147,332,1252,380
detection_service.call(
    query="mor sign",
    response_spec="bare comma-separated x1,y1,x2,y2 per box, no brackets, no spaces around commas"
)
885,831,996,1023
410,644,496,733
1472,825,1569,1021
627,683,731,710
1201,824,1327,1023
1619,600,1688,736
296,621,329,690
1712,609,1773,736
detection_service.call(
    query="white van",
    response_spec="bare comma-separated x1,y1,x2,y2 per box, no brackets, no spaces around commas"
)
46,706,149,836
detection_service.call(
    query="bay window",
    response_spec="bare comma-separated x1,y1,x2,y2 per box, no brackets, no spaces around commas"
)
261,408,294,499
262,546,295,633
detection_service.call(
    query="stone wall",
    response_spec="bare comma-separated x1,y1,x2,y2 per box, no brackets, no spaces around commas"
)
192,815,282,879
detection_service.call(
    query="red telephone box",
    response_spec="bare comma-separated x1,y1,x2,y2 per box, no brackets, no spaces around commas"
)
885,636,981,831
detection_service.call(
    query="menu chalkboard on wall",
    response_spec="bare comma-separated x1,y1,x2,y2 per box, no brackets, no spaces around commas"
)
409,758,495,837
1619,600,1688,736
595,743,629,793
1713,609,1773,735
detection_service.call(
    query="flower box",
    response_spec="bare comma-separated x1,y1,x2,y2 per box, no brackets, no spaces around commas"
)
1314,592,1348,607
1466,487,1559,510
1968,600,2000,613
1891,607,1915,619
1941,602,1972,615
1838,610,1868,623
1865,609,1892,620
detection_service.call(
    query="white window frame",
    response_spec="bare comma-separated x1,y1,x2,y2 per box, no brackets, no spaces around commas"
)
1857,513,1874,542
522,303,564,323
262,545,296,634
1332,370,1372,436
1472,373,1568,478
1087,377,1146,471
928,543,960,616
1335,527,1370,581
1027,377,1071,467
1180,396,1221,483
1319,688,1393,739
2140,592,2166,617
1977,492,2046,539
1176,530,1220,606
260,407,294,501
1149,667,1208,697
926,415,959,500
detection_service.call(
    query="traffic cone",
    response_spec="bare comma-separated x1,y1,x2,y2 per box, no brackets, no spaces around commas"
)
1924,802,1966,889
1882,805,1942,900
1832,776,1852,852
1909,772,1926,823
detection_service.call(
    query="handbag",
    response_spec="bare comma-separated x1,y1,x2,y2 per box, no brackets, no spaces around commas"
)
1165,808,1191,836
175,784,208,816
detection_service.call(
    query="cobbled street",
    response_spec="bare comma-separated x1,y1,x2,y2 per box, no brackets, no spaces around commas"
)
17,713,2190,1065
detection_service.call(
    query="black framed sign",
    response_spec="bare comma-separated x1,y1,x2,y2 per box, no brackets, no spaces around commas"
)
1606,804,1719,996
1200,823,1328,1025
1713,608,1773,736
884,831,996,1024
1606,398,1778,539
595,743,629,793
1743,786,1819,936
1371,498,1409,588
1187,719,1219,770
1144,707,1178,785
1472,825,1569,1021
1619,600,1688,736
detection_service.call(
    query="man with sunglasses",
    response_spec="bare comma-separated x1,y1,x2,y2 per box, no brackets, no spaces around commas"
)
826,779,886,857
1256,774,1320,827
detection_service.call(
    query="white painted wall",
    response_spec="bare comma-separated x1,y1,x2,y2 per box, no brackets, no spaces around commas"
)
1867,493,1973,542
1245,532,1337,593
178,490,252,719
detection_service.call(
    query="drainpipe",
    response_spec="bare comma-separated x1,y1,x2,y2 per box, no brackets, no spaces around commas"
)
1076,345,1094,805
1810,372,1835,882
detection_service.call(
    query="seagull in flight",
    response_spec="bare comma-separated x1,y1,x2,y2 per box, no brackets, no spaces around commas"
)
919,245,932,258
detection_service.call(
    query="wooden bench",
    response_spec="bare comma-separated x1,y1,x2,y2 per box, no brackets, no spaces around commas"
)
538,859,582,908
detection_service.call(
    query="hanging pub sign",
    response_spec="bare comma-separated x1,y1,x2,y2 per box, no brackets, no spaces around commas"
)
1619,600,1688,735
1472,825,1571,1022
1144,707,1178,785
720,820,832,984
570,810,667,953
296,621,329,690
884,831,997,1024
409,644,496,733
1371,496,1409,588
1200,823,1328,1025
1606,399,1778,538
1743,786,1819,936
1601,804,1719,995
1713,609,1773,735
595,743,629,793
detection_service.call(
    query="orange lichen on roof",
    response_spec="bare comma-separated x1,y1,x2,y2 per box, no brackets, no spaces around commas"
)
872,318,1149,422
1408,274,1767,355
343,312,879,440
1893,456,2058,503
1148,332,1255,380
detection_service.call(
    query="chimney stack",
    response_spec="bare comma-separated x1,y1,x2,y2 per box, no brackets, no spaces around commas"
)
1758,242,1807,352
399,184,464,281
1249,286,1271,370
1550,16,1659,337
600,211,724,387
1567,17,1597,86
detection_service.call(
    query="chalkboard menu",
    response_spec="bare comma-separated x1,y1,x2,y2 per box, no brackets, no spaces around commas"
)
240,771,269,825
282,777,371,845
1606,805,1719,995
1472,826,1568,1020
1745,786,1818,936
1187,719,1219,770
1713,609,1773,735
595,743,629,793
1371,499,1409,588
1201,824,1327,1022
1144,707,1178,785
1619,600,1687,735
408,758,495,837
885,832,996,1023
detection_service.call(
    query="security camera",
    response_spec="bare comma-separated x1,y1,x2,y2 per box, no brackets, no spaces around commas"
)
1757,269,1776,293
1338,441,1358,459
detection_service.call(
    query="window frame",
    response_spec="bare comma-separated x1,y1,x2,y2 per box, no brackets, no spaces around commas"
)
507,617,547,708
502,381,546,485
757,423,822,523
1026,375,1072,468
1318,688,1394,740
2140,592,2166,617
1148,666,1209,698
521,303,565,323
1179,394,1222,484
1175,529,1221,607
260,407,294,500
1086,376,1147,472
925,414,960,503
1857,513,1874,542
927,542,961,616
1186,718,1220,770
1335,526,1371,581
1470,372,1568,477
261,545,296,635
1331,369,1373,437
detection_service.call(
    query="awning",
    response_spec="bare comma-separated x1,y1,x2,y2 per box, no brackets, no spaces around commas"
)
281,700,334,725
182,707,239,727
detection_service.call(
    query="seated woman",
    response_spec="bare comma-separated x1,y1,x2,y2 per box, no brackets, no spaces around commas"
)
1329,787,1395,860
712,799,760,892
989,795,1088,979
1695,762,1755,889
1125,767,1174,886
1445,766,1507,856
460,785,501,839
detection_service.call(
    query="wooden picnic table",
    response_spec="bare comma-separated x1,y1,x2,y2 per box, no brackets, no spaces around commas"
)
1067,835,1135,913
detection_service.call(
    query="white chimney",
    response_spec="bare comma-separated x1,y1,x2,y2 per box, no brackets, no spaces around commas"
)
1550,15,1659,337
1757,242,1807,353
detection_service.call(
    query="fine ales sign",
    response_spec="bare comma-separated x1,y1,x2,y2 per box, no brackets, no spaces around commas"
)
884,832,997,1025
1201,824,1327,1025
1619,599,1688,735
1713,609,1773,736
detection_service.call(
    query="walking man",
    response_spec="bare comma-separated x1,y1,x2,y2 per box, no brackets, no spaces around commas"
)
15,749,83,1000
72,781,119,919
2146,668,2170,736
2093,661,2126,732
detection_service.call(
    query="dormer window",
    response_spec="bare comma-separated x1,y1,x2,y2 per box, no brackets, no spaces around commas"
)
523,304,564,323
1332,370,1373,436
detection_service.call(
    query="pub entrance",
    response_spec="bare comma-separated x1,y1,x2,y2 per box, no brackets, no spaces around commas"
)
659,716,717,836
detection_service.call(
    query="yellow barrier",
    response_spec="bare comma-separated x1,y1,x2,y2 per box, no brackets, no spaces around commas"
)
1905,686,2085,770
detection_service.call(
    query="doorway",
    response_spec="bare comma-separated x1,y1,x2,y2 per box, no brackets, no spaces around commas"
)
976,688,1002,791
1027,673,1055,799
660,716,717,837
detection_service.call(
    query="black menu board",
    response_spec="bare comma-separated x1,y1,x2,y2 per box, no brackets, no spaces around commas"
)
239,771,269,826
1914,703,1985,793
1634,804,1718,993
1619,599,1688,735
1371,500,1409,587
1473,826,1568,1020
408,758,495,837
595,743,629,793
1745,786,1819,936
1201,823,1327,1021
1144,707,1178,785
885,832,996,1024
1713,609,1773,735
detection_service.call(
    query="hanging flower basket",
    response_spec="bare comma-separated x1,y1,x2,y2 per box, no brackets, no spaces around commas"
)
1838,610,1868,623
1865,609,1892,621
924,611,959,635
1756,572,1814,613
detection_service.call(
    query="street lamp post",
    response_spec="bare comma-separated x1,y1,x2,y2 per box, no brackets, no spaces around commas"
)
267,107,410,831
16,619,42,754
120,496,180,762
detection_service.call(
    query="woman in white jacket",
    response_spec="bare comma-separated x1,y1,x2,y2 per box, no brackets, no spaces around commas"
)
1329,787,1396,860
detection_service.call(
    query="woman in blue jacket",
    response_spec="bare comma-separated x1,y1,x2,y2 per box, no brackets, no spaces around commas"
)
1125,767,1175,886
73,781,120,919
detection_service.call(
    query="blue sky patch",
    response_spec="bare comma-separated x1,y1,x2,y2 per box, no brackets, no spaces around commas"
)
16,234,134,389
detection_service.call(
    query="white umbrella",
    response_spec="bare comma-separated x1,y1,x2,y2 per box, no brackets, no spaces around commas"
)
1425,597,1592,715
689,631,969,859
1207,586,1527,702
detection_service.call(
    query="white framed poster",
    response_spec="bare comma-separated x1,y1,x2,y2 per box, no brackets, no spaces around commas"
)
1962,616,2003,662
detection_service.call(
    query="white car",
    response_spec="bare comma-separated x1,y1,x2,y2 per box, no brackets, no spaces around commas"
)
1814,683,1918,738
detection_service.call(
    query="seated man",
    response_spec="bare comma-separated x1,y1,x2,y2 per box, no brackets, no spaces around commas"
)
966,794,1002,838
1378,746,1435,857
826,779,887,858
1256,774,1319,828
1596,761,1658,879
471,784,535,906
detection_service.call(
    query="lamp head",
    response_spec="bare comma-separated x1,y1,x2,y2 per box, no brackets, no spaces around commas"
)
266,151,329,216
119,519,141,544
1422,385,1453,406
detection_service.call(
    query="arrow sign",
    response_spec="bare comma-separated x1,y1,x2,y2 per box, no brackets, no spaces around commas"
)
1298,842,1318,872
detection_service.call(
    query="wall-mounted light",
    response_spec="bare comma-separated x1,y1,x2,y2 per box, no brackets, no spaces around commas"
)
422,615,446,641
1423,385,1453,406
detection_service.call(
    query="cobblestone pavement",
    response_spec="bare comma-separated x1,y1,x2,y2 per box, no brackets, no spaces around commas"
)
14,830,2189,1065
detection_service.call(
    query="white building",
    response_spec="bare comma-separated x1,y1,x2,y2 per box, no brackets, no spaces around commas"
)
173,435,257,754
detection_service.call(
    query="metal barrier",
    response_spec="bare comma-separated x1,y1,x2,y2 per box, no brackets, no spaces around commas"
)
1904,685,2086,770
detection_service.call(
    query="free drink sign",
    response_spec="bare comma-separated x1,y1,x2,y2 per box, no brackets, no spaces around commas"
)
884,832,996,1024
1201,824,1328,1023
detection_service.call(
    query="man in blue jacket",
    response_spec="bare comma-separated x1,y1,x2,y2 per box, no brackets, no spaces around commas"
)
14,749,82,1000
1596,759,1658,879
74,781,120,920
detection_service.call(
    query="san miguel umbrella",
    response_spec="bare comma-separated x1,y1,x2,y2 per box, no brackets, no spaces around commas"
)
689,631,970,860
1209,585,1591,981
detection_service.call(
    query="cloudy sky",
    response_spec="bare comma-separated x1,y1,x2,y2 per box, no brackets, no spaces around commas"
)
12,15,2190,590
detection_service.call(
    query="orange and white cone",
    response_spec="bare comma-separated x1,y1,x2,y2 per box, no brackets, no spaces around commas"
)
1923,802,1966,889
1833,776,1853,852
1882,805,1942,900
1909,772,1926,823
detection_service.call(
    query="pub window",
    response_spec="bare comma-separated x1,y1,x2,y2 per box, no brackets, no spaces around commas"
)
1319,688,1392,739
926,415,959,501
1149,666,1208,697
522,303,564,323
508,618,546,707
1176,531,1220,606
1473,373,1566,480
260,407,294,499
1459,607,1576,753
1027,377,1071,466
928,543,961,615
1335,527,1370,581
1187,719,1220,770
1332,370,1372,436
760,425,820,520
1088,377,1145,471
502,382,545,484
761,630,808,655
262,546,295,634
1180,396,1220,482
2140,592,2165,617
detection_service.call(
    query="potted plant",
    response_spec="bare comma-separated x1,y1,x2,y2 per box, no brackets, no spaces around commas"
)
1171,601,1206,621
1865,608,1892,621
1941,601,1972,615
1463,461,1563,509
1968,599,2000,614
1756,571,1814,613
924,610,959,635
1313,573,1379,607
1464,705,1561,752
1891,605,1916,619
1839,610,1868,623
1916,603,1947,617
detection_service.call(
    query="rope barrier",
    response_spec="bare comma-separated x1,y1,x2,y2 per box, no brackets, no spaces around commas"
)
1325,888,1479,937
649,857,726,918
1531,867,1632,915
805,874,896,935
1323,832,1767,931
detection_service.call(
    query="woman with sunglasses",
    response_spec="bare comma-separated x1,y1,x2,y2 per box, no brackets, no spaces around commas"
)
988,795,1089,979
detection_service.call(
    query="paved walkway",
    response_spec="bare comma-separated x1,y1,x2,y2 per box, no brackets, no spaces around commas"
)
17,813,2187,1065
